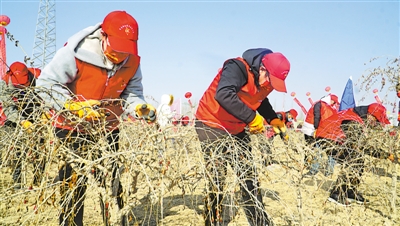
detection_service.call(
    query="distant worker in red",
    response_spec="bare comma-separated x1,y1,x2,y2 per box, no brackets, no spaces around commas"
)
262,108,298,140
301,93,339,177
0,61,42,188
315,103,392,206
276,108,298,129
1,61,41,131
3,61,41,87
195,48,290,226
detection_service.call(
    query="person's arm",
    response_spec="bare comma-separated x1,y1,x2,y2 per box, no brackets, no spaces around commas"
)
121,65,147,116
313,102,322,129
258,98,279,123
0,80,21,124
214,59,255,124
35,46,78,110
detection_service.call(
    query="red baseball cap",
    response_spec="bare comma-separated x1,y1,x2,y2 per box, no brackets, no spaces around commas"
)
368,103,390,125
7,61,30,87
330,94,339,104
261,52,290,92
102,11,138,55
28,68,41,78
289,109,298,121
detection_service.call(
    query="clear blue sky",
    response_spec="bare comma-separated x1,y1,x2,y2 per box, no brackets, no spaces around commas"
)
1,0,399,120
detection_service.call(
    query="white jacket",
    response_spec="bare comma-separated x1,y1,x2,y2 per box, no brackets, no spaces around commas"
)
156,94,175,129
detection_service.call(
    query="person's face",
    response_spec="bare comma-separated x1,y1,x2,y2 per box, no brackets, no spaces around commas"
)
258,64,270,86
287,113,293,122
366,114,378,127
330,100,339,110
102,35,129,64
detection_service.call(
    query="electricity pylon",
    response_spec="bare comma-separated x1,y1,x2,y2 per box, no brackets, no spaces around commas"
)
31,0,56,69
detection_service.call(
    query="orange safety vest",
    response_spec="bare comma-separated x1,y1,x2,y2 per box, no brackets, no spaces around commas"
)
52,55,140,131
316,108,363,143
304,101,336,128
196,57,273,134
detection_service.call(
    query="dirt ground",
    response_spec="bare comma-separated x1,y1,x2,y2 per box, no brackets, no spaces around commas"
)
0,127,399,226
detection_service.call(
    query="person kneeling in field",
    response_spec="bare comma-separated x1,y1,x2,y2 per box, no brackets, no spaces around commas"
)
314,103,393,206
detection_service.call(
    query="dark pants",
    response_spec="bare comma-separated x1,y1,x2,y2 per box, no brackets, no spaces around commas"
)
320,139,365,196
3,123,23,185
55,128,125,226
304,135,336,176
4,122,45,187
195,121,273,226
12,150,23,184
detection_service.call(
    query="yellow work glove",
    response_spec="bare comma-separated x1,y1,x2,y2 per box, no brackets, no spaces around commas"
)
270,118,289,141
388,153,395,163
313,129,317,138
41,111,52,124
248,114,265,134
280,126,289,141
134,103,157,122
64,100,105,120
20,120,33,133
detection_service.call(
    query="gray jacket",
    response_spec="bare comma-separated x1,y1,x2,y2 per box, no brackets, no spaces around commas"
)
36,23,146,116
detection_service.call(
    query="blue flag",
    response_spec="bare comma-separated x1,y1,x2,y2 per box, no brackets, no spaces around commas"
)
339,76,356,111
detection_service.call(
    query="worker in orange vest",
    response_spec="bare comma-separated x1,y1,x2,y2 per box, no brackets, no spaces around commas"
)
195,48,290,226
36,11,156,226
0,61,43,188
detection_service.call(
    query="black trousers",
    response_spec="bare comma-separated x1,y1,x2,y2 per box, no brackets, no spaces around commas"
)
195,121,273,226
318,139,364,195
3,121,45,187
55,128,125,226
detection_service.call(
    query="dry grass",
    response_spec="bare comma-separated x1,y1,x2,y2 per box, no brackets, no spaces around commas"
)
0,113,399,226
0,56,399,225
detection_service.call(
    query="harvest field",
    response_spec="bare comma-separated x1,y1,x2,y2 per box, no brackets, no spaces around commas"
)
0,120,399,226
0,57,399,225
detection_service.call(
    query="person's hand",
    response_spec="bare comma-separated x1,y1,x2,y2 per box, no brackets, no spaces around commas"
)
248,114,265,134
270,118,289,141
279,126,289,141
388,153,396,163
64,100,105,120
20,120,33,133
272,126,281,134
134,104,156,122
280,132,289,141
270,118,285,128
40,111,52,124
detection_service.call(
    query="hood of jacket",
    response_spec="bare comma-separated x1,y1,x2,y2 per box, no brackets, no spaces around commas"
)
242,48,273,87
64,23,127,70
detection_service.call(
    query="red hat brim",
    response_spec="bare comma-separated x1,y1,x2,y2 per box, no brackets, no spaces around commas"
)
269,74,287,92
108,35,137,55
379,115,390,125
